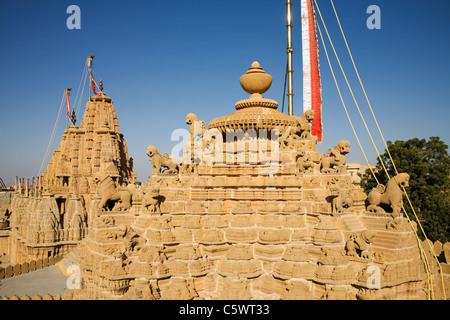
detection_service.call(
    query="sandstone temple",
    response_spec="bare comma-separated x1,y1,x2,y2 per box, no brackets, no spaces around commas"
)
8,91,135,263
3,61,450,300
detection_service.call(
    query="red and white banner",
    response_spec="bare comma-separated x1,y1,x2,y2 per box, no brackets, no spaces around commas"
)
87,56,101,96
65,89,71,117
301,0,322,142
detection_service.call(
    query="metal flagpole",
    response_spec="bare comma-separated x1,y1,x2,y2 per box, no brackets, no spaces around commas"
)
286,0,294,116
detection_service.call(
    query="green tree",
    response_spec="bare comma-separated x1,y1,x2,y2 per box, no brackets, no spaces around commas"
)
360,137,450,243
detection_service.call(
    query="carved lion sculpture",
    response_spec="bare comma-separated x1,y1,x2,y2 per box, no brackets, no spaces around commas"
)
296,150,314,174
142,185,161,214
297,109,315,139
332,188,354,214
345,231,376,259
146,145,179,175
280,109,315,148
185,112,214,157
320,140,350,173
186,113,206,139
93,173,132,211
367,172,410,218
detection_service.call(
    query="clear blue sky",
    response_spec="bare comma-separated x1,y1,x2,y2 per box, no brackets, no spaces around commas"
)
1,0,449,184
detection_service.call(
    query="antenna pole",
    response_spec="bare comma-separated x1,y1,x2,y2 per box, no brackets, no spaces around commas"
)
286,0,294,116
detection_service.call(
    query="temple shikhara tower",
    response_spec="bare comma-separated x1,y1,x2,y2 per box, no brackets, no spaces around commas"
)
8,88,135,263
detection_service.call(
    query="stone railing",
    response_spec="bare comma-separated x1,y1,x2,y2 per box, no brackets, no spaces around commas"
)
1,294,62,300
0,255,62,279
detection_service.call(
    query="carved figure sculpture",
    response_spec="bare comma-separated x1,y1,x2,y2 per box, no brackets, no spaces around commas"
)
332,188,354,214
280,109,315,148
298,109,315,139
185,112,215,157
329,178,351,214
93,173,132,211
367,173,410,218
142,185,161,214
345,231,376,259
320,140,350,173
186,113,206,141
296,150,314,174
146,145,179,175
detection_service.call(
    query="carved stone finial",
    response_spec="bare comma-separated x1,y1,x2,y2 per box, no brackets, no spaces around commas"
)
239,61,273,96
209,60,296,133
99,79,104,92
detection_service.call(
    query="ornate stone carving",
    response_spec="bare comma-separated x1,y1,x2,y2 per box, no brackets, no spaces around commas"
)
296,150,314,174
142,185,161,214
367,173,410,218
345,231,376,259
160,278,198,300
93,173,132,211
186,113,205,139
186,113,210,149
280,109,315,149
331,189,353,214
146,145,179,175
320,140,350,173
208,61,296,133
329,179,360,215
40,207,59,243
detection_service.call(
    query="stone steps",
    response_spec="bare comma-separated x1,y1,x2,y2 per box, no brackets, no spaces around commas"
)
57,239,86,269
362,216,391,230
339,214,365,232
372,231,402,249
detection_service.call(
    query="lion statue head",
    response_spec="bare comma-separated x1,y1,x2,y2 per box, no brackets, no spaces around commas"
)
335,140,351,155
146,145,158,158
186,113,199,125
302,109,315,122
393,172,410,188
93,172,109,185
